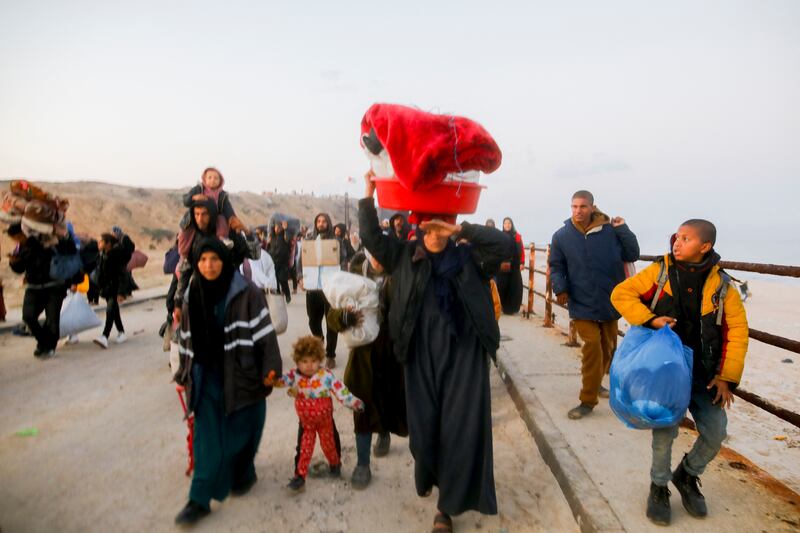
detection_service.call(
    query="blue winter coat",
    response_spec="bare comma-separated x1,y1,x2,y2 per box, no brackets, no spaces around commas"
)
549,214,639,321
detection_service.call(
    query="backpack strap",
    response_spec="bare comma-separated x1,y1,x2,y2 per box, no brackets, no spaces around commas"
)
650,258,669,312
716,270,731,326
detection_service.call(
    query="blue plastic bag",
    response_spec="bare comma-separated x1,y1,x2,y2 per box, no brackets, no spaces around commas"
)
609,326,693,429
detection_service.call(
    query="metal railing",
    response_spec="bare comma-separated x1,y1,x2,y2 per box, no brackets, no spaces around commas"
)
520,243,800,429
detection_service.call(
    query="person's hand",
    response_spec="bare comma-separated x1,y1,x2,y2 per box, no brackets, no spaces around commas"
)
611,216,626,227
364,169,376,198
708,377,734,409
555,293,568,306
263,370,277,387
117,295,125,303
192,193,207,202
418,220,462,239
173,308,182,324
650,316,677,329
70,284,77,292
54,224,68,237
354,399,365,412
520,264,525,271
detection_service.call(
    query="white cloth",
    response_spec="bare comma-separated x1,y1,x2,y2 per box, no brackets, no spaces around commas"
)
322,271,380,348
240,253,277,291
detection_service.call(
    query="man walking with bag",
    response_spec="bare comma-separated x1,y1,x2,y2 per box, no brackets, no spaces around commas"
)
549,190,640,419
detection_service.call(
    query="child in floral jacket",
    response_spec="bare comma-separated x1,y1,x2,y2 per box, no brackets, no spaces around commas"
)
265,335,363,493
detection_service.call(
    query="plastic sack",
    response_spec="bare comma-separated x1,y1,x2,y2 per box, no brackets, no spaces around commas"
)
266,292,288,335
322,271,380,348
609,325,693,430
59,291,102,338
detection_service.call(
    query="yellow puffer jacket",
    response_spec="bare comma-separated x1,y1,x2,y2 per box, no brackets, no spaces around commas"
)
610,255,748,384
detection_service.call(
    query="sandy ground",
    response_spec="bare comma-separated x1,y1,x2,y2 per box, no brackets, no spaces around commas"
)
526,254,800,493
0,292,579,533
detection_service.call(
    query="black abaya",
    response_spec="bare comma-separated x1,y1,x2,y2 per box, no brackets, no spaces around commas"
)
405,281,497,516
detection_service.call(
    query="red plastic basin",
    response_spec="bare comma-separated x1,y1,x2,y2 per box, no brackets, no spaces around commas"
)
373,177,485,215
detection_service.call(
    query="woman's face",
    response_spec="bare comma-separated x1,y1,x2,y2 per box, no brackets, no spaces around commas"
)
297,356,320,377
198,250,223,280
203,170,222,190
503,219,513,231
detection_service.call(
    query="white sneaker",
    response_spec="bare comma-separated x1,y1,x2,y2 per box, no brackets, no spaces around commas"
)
66,335,79,345
93,335,109,349
115,332,127,344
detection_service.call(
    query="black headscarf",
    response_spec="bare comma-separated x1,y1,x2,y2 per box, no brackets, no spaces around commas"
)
425,240,469,337
189,237,234,368
502,217,517,238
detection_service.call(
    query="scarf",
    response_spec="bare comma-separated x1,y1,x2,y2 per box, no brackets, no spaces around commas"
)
188,237,234,368
426,240,469,336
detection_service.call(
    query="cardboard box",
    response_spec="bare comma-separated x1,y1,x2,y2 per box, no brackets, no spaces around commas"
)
302,238,340,267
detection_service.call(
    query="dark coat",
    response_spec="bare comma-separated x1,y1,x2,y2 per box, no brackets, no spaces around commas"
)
549,214,639,321
9,235,77,287
267,227,293,282
358,198,508,363
176,271,282,416
96,235,135,299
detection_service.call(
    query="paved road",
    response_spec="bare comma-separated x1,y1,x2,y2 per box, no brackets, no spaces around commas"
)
0,294,578,533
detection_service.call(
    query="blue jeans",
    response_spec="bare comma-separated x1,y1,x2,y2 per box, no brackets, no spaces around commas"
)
650,383,727,486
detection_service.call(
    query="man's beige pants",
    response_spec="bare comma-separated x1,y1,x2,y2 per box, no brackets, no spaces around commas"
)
573,319,618,407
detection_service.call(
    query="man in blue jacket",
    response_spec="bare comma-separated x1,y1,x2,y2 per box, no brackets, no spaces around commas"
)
549,190,639,419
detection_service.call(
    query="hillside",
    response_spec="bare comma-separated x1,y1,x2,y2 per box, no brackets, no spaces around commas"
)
0,180,358,308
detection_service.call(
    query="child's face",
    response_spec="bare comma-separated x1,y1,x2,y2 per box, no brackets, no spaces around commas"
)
297,356,320,377
203,170,222,190
672,225,712,263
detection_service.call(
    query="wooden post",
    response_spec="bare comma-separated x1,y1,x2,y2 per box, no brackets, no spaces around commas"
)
526,243,535,317
544,244,554,328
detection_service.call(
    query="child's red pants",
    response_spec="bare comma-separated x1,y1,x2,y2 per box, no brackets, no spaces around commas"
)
294,396,340,478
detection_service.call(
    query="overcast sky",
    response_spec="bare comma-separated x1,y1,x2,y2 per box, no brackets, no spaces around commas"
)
1,1,798,264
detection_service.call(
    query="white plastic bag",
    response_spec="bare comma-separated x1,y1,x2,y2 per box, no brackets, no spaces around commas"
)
59,291,102,338
266,291,288,335
322,271,380,348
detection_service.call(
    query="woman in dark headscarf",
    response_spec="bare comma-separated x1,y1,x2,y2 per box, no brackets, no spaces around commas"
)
495,217,525,314
267,219,293,303
173,237,282,526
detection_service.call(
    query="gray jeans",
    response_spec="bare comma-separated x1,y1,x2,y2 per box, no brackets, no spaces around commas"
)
651,383,727,486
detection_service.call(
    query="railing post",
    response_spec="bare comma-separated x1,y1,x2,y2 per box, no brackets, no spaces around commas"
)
526,243,535,318
544,244,554,328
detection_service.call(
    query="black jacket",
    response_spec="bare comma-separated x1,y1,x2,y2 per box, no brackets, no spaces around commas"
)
9,235,77,287
176,271,282,415
96,235,135,298
358,198,509,363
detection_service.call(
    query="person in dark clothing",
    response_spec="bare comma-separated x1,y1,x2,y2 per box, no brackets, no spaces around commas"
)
267,219,293,302
8,223,75,357
92,232,135,349
495,217,524,314
172,198,257,320
173,237,282,526
334,223,356,270
359,172,509,531
388,213,411,242
326,251,407,490
305,213,340,368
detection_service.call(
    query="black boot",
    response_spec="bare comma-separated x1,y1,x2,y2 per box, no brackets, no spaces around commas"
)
287,476,305,493
174,500,210,526
646,483,671,526
373,432,391,457
672,456,708,517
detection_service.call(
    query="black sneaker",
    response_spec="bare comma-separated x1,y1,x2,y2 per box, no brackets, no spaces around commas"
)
174,500,210,526
329,464,342,478
287,476,305,493
646,483,671,526
373,432,391,457
672,457,707,517
231,474,257,496
351,464,372,490
567,403,594,419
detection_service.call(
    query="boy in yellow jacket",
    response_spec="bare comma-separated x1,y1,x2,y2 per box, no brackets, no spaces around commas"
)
610,219,748,526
